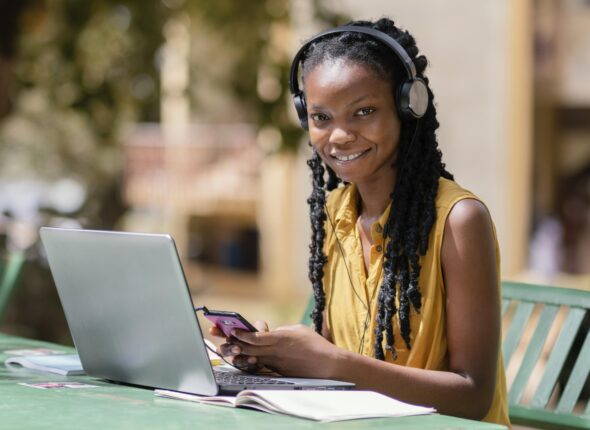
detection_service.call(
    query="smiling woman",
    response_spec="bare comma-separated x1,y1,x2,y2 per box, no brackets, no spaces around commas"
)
211,17,510,427
305,58,401,186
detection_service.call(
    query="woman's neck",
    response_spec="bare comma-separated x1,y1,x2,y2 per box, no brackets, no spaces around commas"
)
355,173,396,220
356,183,394,220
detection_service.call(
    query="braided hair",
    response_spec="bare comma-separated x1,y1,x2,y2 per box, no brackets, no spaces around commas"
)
304,18,453,359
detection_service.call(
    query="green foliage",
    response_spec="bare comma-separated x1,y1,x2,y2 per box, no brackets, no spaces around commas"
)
180,0,301,151
180,0,349,152
0,0,351,226
0,0,167,225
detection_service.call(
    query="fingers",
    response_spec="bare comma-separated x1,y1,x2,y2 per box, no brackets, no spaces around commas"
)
209,326,225,338
215,353,259,373
254,320,269,332
216,333,262,357
232,355,281,376
233,342,275,358
218,337,275,357
212,326,258,356
231,328,275,346
232,354,260,372
219,344,239,356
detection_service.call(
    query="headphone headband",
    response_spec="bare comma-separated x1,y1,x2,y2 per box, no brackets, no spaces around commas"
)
289,25,417,95
289,25,428,130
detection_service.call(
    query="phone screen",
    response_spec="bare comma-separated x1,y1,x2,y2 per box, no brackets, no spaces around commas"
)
203,310,257,338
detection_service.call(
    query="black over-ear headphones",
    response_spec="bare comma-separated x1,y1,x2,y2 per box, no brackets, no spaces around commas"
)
289,25,429,130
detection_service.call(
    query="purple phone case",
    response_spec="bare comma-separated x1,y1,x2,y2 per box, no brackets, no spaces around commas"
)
204,315,254,338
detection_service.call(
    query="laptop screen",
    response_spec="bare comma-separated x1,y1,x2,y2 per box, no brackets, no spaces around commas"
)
40,227,220,395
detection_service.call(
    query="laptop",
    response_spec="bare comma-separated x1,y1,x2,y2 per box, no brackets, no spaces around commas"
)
40,227,354,395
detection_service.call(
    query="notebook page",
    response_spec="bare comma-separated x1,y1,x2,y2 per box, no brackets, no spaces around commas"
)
236,390,435,422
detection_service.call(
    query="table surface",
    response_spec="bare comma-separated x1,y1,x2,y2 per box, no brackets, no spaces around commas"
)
0,333,507,430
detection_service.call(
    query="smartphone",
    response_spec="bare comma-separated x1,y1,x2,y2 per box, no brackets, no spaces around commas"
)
203,309,258,338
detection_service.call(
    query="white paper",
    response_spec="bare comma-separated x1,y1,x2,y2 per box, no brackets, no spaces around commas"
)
4,354,85,376
155,389,435,422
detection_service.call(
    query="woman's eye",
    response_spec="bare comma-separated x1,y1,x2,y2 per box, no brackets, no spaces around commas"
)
356,107,376,116
310,113,329,122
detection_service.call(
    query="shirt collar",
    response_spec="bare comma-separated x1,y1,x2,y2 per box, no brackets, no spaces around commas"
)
332,183,358,231
330,183,393,238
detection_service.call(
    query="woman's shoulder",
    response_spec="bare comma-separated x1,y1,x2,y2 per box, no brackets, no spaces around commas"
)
436,177,480,210
436,178,496,241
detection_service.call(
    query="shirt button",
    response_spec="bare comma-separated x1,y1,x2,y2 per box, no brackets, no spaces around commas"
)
376,244,383,253
375,224,383,234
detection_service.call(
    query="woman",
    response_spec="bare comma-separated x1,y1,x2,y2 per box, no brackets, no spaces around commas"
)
212,17,509,426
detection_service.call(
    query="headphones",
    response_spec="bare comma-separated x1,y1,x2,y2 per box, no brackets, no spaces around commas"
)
289,26,429,130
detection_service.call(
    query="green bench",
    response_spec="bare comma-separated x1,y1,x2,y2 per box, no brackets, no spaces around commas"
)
502,281,590,429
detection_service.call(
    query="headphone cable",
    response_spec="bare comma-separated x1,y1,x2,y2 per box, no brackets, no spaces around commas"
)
324,202,387,354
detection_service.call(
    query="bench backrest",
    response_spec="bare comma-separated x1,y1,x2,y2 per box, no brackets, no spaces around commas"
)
502,281,590,429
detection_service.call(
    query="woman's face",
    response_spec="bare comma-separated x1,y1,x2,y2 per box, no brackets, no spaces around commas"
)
304,58,401,186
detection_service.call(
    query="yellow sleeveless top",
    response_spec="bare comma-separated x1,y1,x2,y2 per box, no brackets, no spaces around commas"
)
323,178,510,427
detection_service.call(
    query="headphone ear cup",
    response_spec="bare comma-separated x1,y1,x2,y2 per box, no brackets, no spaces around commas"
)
293,92,309,130
397,79,428,119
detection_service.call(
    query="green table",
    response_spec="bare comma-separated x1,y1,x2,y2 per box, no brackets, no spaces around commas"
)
0,334,507,429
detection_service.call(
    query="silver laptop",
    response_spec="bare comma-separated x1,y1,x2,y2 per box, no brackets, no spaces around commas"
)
40,227,354,395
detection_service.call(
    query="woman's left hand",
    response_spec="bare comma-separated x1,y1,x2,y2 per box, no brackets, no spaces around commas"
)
229,323,340,379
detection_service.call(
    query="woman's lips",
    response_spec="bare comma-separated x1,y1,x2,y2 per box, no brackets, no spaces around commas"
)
330,148,370,162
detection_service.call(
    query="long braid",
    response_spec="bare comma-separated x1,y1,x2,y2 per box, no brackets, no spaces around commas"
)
304,18,453,358
307,151,328,333
326,165,340,191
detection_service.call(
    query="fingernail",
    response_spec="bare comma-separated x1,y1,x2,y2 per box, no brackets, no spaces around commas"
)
231,346,240,354
247,356,257,364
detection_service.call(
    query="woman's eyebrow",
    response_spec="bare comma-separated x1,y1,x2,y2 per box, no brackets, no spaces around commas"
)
346,94,374,107
309,94,376,111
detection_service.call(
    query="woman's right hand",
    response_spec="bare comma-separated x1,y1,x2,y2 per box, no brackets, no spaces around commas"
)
208,321,270,373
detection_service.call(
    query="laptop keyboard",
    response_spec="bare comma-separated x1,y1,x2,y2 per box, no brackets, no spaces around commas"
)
214,370,294,386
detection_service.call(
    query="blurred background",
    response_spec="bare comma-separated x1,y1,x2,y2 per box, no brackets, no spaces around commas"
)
0,0,588,345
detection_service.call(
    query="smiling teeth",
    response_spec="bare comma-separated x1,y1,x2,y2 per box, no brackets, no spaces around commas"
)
334,151,364,161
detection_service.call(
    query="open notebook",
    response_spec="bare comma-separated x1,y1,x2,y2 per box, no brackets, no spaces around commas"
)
155,389,436,422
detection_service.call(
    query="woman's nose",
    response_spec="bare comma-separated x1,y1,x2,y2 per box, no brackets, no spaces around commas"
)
329,126,355,145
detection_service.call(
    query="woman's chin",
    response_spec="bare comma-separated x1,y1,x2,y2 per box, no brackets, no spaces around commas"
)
327,163,361,184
